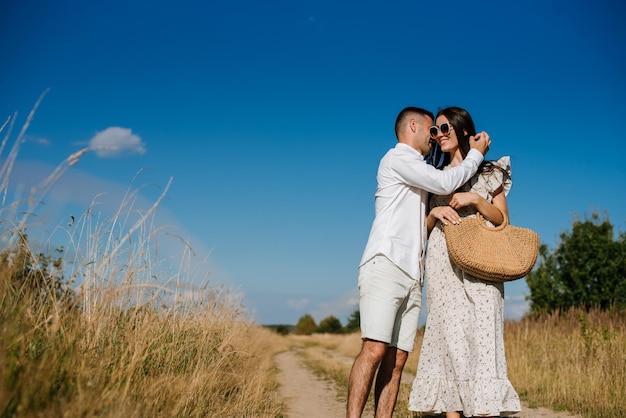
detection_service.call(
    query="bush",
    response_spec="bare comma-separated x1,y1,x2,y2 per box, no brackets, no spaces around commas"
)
317,315,343,334
295,314,317,335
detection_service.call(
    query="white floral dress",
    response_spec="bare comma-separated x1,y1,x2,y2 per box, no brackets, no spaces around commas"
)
408,156,521,417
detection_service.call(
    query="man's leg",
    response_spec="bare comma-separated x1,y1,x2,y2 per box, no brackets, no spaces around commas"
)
374,346,409,418
346,339,388,418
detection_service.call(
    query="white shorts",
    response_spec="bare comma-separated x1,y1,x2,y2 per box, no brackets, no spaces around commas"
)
358,254,422,352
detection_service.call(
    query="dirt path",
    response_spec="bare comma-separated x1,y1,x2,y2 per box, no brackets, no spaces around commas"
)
275,347,581,418
275,350,346,417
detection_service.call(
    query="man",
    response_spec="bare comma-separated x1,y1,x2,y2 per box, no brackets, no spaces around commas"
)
347,106,491,417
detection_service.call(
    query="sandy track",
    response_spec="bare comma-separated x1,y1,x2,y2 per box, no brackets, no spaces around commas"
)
275,347,581,418
275,350,346,417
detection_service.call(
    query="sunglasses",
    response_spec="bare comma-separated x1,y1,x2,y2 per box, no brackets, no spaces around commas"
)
429,122,453,139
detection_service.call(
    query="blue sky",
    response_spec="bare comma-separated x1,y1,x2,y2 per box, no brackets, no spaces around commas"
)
1,0,625,325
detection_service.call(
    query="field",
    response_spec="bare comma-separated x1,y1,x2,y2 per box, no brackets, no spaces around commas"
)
0,245,290,417
2,250,624,418
282,310,625,418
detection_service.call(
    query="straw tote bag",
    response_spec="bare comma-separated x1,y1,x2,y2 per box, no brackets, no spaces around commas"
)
443,211,540,282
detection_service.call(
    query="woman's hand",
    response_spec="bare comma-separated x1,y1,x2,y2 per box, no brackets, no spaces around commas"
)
430,206,461,226
448,192,479,210
449,187,507,226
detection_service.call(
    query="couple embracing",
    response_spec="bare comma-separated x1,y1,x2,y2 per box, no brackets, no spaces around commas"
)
347,106,520,418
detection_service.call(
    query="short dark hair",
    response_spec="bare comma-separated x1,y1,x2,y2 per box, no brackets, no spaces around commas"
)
394,106,434,139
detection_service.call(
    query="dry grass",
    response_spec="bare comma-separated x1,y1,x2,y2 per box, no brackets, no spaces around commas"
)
0,279,286,417
283,310,625,418
0,99,286,417
0,203,288,417
505,309,626,417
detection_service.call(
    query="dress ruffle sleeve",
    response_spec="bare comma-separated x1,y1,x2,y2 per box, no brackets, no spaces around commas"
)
483,156,512,198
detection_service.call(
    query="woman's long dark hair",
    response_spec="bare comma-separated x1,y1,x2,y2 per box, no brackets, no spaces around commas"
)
436,106,509,179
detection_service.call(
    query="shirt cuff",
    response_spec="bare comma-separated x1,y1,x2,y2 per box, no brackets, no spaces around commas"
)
466,148,485,164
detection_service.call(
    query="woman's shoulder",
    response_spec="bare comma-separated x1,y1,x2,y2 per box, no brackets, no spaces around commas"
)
478,156,512,195
489,156,511,172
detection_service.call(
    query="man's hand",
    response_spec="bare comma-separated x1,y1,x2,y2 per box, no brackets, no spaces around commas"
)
469,131,491,156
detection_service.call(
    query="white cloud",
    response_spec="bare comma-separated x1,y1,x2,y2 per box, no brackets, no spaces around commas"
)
89,126,146,158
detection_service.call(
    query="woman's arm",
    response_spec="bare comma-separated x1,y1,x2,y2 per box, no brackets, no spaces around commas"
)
448,184,508,225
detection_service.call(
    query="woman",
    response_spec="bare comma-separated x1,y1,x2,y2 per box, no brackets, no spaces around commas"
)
408,107,521,417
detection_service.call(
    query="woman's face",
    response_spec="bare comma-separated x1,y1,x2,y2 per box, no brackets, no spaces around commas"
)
433,116,459,153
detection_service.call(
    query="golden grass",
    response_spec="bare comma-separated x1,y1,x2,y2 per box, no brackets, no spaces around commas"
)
0,277,286,417
0,203,288,417
0,206,290,417
283,310,625,418
505,309,626,417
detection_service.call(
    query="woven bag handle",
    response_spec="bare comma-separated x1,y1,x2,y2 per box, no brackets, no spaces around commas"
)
475,209,509,231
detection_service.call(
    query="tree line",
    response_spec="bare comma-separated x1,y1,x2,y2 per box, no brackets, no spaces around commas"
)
269,310,360,336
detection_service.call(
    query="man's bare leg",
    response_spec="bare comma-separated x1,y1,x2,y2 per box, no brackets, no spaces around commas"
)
373,346,408,418
346,340,387,418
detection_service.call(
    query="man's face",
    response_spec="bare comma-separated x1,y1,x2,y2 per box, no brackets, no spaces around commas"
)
416,116,433,155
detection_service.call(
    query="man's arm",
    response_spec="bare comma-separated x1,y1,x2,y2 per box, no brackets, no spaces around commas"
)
395,130,491,195
394,149,481,194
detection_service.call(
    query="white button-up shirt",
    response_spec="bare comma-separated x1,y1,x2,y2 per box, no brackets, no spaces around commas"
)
360,143,484,282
